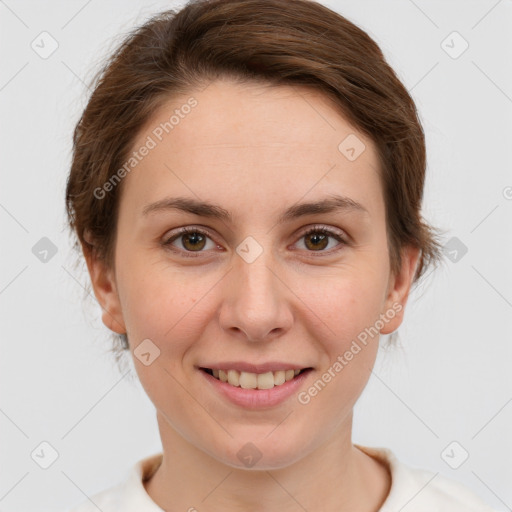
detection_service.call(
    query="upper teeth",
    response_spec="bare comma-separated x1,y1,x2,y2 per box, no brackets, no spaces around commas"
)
211,369,301,389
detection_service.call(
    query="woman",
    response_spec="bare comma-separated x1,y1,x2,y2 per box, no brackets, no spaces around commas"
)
65,0,497,510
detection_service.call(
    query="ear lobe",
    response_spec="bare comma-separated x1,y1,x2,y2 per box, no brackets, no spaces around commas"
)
380,246,420,335
82,242,126,335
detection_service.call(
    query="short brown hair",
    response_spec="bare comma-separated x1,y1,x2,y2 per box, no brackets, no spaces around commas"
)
65,0,441,351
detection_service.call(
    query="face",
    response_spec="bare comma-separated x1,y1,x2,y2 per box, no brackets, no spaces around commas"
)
86,78,418,469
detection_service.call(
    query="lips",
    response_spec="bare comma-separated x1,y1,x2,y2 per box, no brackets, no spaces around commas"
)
201,361,309,373
202,367,304,389
200,362,311,389
199,365,313,408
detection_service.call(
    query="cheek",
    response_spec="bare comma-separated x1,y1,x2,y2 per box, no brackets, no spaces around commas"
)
300,282,385,412
118,267,212,410
312,271,388,344
115,253,207,345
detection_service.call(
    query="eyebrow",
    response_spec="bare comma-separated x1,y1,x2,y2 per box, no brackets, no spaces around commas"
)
141,194,369,223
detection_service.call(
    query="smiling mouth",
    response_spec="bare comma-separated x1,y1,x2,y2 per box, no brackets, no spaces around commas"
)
200,367,312,390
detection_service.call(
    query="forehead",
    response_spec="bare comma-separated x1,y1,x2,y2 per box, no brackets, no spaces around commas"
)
139,79,368,152
121,78,383,220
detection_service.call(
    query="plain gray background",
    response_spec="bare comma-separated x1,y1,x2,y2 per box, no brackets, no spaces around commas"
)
1,1,511,511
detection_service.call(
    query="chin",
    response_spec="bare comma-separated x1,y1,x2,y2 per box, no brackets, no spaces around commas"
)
210,431,312,471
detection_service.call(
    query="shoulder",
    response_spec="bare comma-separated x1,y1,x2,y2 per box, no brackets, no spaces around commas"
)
64,453,164,512
64,447,498,512
355,444,497,512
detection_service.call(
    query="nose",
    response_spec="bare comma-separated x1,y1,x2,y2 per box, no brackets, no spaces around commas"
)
218,243,294,343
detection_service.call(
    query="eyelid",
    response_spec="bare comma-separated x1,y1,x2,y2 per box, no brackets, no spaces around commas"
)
299,224,348,242
291,224,349,254
162,223,349,256
162,225,221,257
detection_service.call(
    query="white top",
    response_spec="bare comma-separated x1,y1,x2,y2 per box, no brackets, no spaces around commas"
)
66,445,497,511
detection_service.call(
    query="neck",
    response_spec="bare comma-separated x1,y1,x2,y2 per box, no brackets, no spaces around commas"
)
144,412,391,512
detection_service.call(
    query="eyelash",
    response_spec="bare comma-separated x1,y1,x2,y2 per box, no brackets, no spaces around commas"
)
161,225,348,258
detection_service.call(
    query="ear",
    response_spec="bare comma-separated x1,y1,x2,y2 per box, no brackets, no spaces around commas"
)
81,239,126,335
380,246,420,335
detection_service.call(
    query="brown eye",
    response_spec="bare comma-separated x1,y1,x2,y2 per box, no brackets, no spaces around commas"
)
304,231,329,251
163,227,217,254
181,231,207,251
297,227,346,253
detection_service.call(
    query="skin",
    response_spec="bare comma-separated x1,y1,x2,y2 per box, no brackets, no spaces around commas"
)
84,78,420,511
